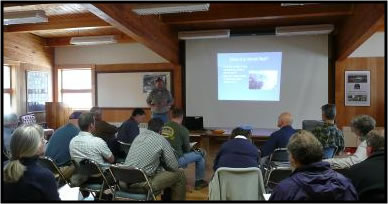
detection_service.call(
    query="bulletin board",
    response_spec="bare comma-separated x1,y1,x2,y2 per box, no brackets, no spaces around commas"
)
26,71,49,112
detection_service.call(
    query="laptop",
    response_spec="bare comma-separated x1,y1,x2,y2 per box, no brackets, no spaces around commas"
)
183,116,204,131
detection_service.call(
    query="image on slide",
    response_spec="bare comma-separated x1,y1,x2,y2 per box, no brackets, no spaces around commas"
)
248,70,278,90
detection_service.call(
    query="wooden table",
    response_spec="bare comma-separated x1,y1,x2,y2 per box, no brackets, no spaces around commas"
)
190,128,276,167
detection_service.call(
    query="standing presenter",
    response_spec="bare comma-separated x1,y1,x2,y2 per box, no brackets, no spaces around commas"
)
146,77,174,123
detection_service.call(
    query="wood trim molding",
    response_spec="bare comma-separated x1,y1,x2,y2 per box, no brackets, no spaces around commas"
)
95,63,177,72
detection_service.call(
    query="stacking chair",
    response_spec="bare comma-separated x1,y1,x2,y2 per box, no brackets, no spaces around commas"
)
263,148,291,189
209,167,266,200
38,156,72,188
72,159,114,200
109,165,156,201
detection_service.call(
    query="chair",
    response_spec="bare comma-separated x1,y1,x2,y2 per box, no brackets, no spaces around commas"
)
263,148,291,189
109,165,156,201
209,167,266,200
323,147,337,159
72,159,114,200
38,156,72,188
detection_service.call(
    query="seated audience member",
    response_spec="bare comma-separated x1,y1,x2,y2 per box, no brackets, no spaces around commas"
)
260,112,296,158
344,129,385,201
213,126,260,171
45,111,82,179
69,112,115,186
3,113,19,153
161,108,207,190
312,104,345,156
123,118,186,200
269,130,358,201
3,124,60,201
324,115,376,169
117,108,146,144
90,106,117,143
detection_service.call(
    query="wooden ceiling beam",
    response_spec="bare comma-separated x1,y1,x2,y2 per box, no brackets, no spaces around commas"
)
335,4,385,61
4,14,111,33
83,3,179,64
45,34,135,47
162,3,353,25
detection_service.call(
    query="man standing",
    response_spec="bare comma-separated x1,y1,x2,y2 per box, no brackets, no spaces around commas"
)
146,77,174,123
45,111,82,179
90,107,117,143
260,112,296,158
124,118,186,200
161,108,207,190
312,104,345,156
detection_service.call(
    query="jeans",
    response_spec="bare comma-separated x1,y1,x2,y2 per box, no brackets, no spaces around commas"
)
178,151,205,181
151,112,168,123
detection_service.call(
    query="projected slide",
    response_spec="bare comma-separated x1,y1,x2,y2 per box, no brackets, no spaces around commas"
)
218,52,282,101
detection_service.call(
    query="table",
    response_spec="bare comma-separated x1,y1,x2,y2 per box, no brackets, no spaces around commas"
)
190,128,276,167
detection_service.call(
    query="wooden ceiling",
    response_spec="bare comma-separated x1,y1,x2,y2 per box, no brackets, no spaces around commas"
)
3,3,385,63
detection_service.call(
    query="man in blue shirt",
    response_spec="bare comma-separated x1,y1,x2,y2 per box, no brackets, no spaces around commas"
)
45,111,82,179
260,112,296,159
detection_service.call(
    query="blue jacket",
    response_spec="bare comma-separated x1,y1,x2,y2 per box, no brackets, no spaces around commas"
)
269,161,358,201
4,156,60,201
260,125,296,157
213,138,260,171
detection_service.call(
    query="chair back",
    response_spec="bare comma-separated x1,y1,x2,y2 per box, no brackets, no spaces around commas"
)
323,147,337,159
117,140,131,155
109,165,155,200
265,166,292,189
38,156,71,187
209,167,265,200
19,113,37,125
269,148,289,163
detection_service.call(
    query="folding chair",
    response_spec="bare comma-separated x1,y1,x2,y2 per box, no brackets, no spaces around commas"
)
264,165,292,190
109,165,156,201
72,159,114,200
209,167,266,200
38,156,72,188
263,148,291,189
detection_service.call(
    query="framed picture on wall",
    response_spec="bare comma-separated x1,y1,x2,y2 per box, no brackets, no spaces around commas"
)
26,70,49,112
143,74,170,93
345,70,370,106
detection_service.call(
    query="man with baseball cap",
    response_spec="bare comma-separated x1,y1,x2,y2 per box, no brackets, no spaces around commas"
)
45,111,83,179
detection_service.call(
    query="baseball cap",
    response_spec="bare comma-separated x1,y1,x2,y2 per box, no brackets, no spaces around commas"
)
69,111,83,119
239,124,253,131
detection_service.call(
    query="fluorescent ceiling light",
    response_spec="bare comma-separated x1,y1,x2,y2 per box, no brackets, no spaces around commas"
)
4,10,48,25
178,30,230,40
132,3,210,15
70,35,117,45
276,24,334,36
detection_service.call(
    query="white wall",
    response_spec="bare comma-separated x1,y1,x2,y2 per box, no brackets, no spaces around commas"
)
55,43,167,64
350,32,385,57
186,35,329,129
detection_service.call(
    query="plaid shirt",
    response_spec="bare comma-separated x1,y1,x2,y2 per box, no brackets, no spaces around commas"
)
312,123,345,154
124,129,178,177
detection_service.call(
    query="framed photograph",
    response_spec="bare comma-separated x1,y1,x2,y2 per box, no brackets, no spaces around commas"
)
143,74,168,93
345,71,370,106
26,71,49,112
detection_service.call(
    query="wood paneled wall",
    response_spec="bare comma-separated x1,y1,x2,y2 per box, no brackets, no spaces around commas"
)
3,33,54,119
335,57,385,129
95,63,182,122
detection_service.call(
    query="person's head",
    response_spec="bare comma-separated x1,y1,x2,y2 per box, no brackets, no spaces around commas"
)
287,130,323,170
148,118,164,134
170,108,184,124
131,108,146,123
90,107,102,121
4,113,18,129
366,129,385,157
155,77,164,89
321,104,336,121
231,126,252,140
68,111,83,127
277,112,293,128
350,115,376,140
78,112,96,133
4,124,45,183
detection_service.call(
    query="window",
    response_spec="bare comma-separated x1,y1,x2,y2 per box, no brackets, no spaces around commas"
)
3,65,12,114
60,69,92,110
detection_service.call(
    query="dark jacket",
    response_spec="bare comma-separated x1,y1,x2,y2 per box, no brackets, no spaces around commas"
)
344,151,385,200
269,161,358,201
117,118,139,144
260,125,296,157
92,120,117,143
4,156,60,201
213,137,260,171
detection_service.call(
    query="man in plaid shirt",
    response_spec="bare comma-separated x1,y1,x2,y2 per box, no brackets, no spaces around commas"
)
312,104,345,156
123,118,186,200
